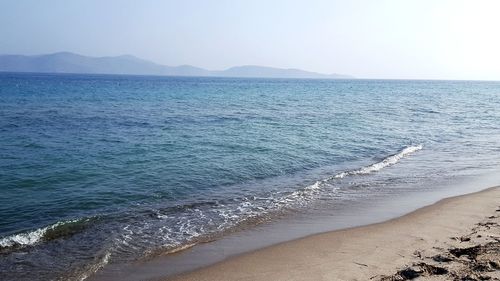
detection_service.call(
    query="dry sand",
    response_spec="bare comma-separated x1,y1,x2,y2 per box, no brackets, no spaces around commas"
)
165,186,500,281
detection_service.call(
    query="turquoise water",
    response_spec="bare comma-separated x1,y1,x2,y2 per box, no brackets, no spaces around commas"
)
1,73,500,280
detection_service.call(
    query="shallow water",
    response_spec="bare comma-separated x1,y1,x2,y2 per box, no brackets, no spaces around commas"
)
1,73,499,280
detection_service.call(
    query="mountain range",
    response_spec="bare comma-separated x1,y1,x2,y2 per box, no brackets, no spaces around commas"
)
0,52,353,79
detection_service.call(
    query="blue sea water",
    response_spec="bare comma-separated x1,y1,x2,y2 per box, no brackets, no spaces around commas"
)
0,73,499,280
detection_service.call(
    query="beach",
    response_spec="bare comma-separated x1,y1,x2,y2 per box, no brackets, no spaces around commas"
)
3,1,500,280
2,74,500,280
166,186,500,281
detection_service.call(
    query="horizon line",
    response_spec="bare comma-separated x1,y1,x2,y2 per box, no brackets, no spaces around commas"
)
1,70,499,83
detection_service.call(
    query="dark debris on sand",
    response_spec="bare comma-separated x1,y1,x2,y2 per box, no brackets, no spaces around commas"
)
376,210,500,281
378,263,448,280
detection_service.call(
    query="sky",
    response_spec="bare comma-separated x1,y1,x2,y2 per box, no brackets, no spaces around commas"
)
1,0,500,80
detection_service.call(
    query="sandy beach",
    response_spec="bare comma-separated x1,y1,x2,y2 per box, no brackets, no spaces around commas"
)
166,186,500,281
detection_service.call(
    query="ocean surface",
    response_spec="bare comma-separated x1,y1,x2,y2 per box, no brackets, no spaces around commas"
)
1,73,499,280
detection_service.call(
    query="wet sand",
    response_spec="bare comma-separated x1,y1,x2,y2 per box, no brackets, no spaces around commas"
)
165,186,500,281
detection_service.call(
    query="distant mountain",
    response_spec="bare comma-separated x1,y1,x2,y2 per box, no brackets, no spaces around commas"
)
216,65,351,79
0,52,353,79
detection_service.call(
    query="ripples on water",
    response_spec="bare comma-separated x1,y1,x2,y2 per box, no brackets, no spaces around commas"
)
0,73,499,280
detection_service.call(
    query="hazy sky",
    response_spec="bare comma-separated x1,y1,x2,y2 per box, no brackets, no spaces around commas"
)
1,0,500,80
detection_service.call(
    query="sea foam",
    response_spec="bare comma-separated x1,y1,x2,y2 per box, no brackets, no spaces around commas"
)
0,218,87,250
333,145,423,179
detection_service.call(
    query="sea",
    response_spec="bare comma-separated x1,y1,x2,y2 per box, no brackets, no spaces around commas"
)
1,73,499,280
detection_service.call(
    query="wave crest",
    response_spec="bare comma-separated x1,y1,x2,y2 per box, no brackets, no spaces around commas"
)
334,144,423,179
0,218,91,252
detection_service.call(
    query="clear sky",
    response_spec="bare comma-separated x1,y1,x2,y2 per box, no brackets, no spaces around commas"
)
1,0,500,80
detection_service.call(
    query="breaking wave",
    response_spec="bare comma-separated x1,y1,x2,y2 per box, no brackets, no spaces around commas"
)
298,144,423,193
333,145,423,179
0,218,92,252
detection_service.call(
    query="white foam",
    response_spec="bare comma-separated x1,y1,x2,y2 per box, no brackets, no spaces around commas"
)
164,242,197,254
78,251,112,281
304,180,322,190
0,228,47,248
334,145,423,179
0,218,82,248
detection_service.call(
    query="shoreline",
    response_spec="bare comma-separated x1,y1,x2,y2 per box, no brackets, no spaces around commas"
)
165,186,500,281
